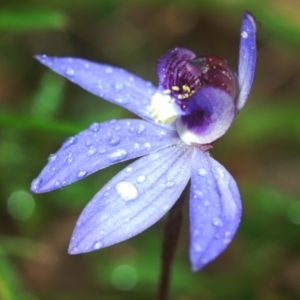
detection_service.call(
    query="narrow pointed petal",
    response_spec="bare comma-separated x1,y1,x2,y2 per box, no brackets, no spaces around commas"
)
31,119,179,193
68,144,193,254
35,55,168,125
176,87,235,145
236,12,257,111
189,149,241,271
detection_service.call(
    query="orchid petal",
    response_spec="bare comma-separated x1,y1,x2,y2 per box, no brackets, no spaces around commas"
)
31,119,179,193
236,12,257,111
68,144,192,254
176,87,235,145
189,149,241,271
35,55,173,128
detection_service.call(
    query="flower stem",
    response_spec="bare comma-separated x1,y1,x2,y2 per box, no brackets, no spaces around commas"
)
157,187,188,300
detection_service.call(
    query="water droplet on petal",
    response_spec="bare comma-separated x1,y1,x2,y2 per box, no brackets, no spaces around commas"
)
198,168,207,176
194,243,203,252
93,241,103,250
225,231,231,237
99,148,106,154
77,170,87,178
144,142,151,148
31,178,42,191
126,167,132,173
129,76,134,82
137,124,145,133
241,31,248,38
48,154,56,162
66,152,73,164
105,67,113,74
108,136,120,146
89,123,100,132
194,190,203,198
85,141,92,147
166,181,175,188
66,67,74,76
114,82,124,90
55,180,61,187
87,147,97,156
212,217,223,227
63,136,77,147
134,143,140,149
109,149,128,162
116,181,138,201
137,175,146,183
115,126,120,131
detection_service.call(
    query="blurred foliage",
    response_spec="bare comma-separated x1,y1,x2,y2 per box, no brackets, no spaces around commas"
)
1,0,300,299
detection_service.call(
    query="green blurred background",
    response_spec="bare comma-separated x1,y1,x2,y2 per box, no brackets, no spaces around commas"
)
1,0,300,299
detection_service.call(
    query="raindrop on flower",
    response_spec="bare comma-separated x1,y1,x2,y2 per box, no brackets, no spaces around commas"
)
108,136,120,146
109,149,128,162
137,175,146,183
115,181,138,201
89,123,100,132
77,170,87,178
212,217,223,227
48,154,56,162
65,67,74,76
93,241,103,250
198,168,207,176
66,152,73,164
87,148,97,156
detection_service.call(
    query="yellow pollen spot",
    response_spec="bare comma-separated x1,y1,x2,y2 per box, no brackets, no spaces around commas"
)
163,89,171,94
171,86,180,91
182,84,191,93
178,94,184,99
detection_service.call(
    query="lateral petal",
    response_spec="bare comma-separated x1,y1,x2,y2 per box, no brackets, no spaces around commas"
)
35,55,172,127
189,149,242,271
236,12,257,111
31,119,179,193
68,144,193,254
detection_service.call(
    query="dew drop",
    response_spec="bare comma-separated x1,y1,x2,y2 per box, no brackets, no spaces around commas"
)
108,136,120,146
87,148,97,156
137,175,146,183
48,154,56,162
241,31,248,38
194,243,203,253
77,170,87,178
85,141,92,147
55,180,61,187
198,168,207,176
166,181,175,188
109,149,128,162
105,67,113,74
114,82,124,90
126,167,132,173
194,190,203,198
144,142,151,148
129,76,134,82
66,152,73,164
31,178,42,191
137,124,145,134
89,123,100,132
115,181,138,201
66,67,74,76
115,126,120,131
212,217,223,227
93,241,103,250
99,148,106,154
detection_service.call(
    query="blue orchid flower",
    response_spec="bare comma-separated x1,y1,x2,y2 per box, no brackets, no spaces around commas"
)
31,12,256,271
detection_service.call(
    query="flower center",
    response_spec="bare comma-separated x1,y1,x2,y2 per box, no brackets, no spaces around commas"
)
150,48,236,125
